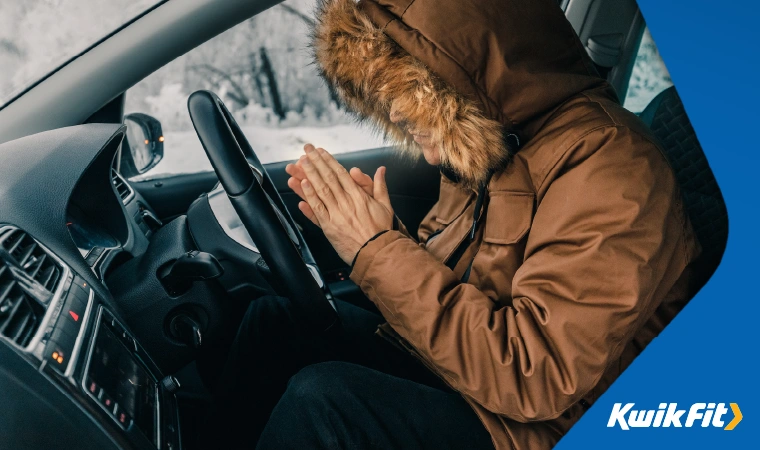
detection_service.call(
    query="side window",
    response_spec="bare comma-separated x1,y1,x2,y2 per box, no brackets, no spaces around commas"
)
623,27,673,113
124,0,383,181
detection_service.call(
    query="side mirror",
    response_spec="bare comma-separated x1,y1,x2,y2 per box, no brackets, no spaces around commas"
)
121,113,164,178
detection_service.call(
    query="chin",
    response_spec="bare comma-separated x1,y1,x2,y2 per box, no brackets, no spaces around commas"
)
422,147,441,166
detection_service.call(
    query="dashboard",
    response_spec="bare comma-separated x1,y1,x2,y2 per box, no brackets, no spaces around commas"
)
0,122,316,450
67,202,120,258
0,124,180,450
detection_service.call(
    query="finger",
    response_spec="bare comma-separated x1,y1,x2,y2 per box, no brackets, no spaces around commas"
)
298,201,320,227
301,178,330,222
296,144,318,176
374,166,392,209
286,163,306,181
295,144,316,178
294,158,308,178
300,154,340,209
287,176,306,200
316,148,362,196
350,167,374,197
305,148,351,202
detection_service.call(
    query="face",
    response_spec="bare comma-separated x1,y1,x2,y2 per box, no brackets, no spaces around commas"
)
389,102,441,166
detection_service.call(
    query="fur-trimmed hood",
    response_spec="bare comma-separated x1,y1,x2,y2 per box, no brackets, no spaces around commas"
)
312,0,610,187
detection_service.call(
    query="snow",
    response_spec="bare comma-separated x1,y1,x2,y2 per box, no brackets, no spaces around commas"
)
134,123,388,181
1,0,675,181
0,0,160,105
623,28,674,113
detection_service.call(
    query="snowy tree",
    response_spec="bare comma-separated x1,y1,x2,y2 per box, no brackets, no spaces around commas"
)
624,28,674,112
120,0,346,130
0,0,157,103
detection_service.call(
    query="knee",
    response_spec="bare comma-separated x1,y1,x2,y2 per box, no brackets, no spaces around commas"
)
282,361,353,407
258,362,356,448
273,362,366,421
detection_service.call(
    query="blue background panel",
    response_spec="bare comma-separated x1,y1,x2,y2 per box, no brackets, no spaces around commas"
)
558,1,759,448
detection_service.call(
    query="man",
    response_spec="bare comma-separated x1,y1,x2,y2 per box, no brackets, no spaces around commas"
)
206,0,699,448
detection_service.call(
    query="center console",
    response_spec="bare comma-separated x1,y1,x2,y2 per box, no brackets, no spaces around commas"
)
82,308,162,445
0,226,181,450
43,276,182,450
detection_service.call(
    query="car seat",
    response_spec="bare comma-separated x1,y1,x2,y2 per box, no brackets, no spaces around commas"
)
639,86,729,294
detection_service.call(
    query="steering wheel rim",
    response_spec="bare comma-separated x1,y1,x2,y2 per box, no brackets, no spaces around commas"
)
187,90,337,332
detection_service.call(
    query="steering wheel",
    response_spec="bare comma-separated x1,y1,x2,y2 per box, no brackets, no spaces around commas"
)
187,90,337,332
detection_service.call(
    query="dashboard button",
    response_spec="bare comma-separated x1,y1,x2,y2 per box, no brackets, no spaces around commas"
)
45,334,75,371
72,276,89,291
50,334,75,354
51,324,76,346
70,284,89,307
61,306,84,340
115,407,132,428
86,378,99,395
54,316,76,339
100,392,117,414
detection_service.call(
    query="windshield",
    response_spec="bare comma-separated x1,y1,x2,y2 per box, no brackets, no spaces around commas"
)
0,0,163,108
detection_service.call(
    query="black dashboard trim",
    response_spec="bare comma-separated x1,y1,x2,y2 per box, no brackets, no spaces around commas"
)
0,124,127,308
80,306,161,446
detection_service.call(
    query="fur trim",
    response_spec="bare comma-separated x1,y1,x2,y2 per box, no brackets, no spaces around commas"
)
312,0,510,188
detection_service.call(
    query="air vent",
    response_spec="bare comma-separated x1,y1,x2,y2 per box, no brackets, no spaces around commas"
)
0,227,66,349
111,170,134,203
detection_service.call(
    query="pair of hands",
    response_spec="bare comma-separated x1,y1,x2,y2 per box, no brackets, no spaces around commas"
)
285,144,394,265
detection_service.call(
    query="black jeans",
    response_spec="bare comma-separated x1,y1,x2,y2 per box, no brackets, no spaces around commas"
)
202,296,494,449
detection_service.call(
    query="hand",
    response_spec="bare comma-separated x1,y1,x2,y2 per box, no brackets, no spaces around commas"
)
291,144,394,264
285,146,376,226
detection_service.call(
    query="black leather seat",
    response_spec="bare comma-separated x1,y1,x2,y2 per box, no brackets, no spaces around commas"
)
639,86,728,294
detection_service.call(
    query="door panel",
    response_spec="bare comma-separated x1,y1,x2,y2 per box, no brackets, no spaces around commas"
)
132,171,219,221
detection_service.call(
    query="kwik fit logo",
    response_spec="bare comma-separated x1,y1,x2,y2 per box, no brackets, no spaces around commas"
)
607,403,742,430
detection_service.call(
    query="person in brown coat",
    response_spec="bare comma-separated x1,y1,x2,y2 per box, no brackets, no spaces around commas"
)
206,0,700,449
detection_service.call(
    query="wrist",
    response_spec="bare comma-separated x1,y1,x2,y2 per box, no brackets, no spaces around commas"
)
351,230,390,267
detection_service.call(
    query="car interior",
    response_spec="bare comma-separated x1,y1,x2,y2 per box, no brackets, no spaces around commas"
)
0,0,728,449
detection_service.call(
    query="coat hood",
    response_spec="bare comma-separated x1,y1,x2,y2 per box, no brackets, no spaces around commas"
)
312,0,609,187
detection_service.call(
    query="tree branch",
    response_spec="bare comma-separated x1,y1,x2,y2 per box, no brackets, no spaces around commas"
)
189,63,250,105
278,3,315,26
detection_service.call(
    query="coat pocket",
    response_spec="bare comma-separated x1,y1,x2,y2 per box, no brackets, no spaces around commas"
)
483,191,535,245
433,180,475,226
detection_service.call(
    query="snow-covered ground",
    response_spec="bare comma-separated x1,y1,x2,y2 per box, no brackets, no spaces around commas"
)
134,123,388,181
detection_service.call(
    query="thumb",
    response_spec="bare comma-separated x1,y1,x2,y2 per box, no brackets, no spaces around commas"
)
373,166,391,209
350,167,374,197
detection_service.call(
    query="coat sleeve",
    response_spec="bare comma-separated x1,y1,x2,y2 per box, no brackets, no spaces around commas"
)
392,214,416,241
349,132,694,421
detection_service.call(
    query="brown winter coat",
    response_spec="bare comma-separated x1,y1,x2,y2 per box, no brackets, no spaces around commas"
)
313,0,700,448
